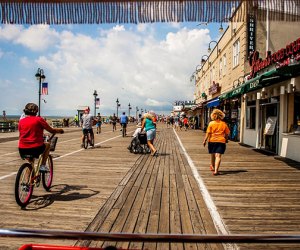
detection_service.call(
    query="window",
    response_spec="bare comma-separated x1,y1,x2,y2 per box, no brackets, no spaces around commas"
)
219,59,222,79
233,39,240,67
246,101,256,129
223,54,227,76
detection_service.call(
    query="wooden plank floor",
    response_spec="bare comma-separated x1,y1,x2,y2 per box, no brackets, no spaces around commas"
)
0,124,299,249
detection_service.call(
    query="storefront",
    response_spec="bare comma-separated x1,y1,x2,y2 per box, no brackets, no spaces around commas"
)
240,41,300,161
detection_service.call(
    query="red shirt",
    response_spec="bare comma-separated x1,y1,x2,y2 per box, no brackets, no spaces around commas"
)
18,116,51,148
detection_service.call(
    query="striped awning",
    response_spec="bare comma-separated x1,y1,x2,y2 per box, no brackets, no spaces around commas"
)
0,0,299,25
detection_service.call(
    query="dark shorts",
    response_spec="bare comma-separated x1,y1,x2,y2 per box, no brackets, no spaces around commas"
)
208,142,226,154
83,128,94,135
19,144,46,159
121,123,127,128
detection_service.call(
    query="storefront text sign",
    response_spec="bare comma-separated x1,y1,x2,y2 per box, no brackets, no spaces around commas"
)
249,80,259,90
208,81,220,95
247,14,256,56
232,86,243,96
249,37,300,78
264,116,277,136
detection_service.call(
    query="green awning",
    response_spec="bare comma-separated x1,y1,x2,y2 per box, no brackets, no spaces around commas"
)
219,68,286,100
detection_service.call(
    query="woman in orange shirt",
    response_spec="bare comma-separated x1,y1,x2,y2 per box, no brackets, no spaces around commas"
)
203,109,230,175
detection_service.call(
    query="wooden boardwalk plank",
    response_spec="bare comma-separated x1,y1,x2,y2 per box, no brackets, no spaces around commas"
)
1,124,299,250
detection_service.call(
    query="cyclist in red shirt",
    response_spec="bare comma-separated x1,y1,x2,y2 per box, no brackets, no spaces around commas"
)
18,103,64,170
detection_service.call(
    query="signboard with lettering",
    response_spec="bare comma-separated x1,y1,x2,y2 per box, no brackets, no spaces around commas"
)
208,81,221,95
174,100,195,106
264,116,277,135
247,14,256,57
249,37,300,78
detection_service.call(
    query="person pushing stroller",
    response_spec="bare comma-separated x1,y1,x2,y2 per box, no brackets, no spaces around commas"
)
127,118,150,154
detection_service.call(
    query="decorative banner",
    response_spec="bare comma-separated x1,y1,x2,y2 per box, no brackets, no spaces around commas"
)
96,98,100,108
41,82,48,95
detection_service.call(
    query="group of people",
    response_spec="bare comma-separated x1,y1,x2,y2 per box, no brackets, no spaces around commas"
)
166,115,196,131
17,102,228,176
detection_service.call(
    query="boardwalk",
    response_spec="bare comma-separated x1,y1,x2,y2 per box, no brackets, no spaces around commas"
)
0,123,299,250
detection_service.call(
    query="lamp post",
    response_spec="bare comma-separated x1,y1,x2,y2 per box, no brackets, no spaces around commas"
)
136,106,139,121
201,55,209,66
93,90,98,117
35,68,46,116
128,103,132,117
116,98,120,117
208,41,220,55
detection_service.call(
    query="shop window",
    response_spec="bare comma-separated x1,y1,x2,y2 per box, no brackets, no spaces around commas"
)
246,101,256,129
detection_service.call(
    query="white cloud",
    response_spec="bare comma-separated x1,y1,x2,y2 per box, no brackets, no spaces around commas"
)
0,25,22,40
0,24,59,51
0,24,211,116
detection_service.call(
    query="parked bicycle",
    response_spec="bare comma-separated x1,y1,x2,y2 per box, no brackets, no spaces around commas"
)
83,130,94,149
15,133,58,208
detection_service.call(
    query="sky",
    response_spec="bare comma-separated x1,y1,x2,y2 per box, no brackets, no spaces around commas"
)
0,22,224,117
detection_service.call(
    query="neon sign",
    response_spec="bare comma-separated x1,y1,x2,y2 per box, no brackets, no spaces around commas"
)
249,37,300,78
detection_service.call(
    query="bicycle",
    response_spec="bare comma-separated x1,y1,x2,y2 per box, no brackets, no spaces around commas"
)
15,134,58,208
83,129,94,149
121,123,127,137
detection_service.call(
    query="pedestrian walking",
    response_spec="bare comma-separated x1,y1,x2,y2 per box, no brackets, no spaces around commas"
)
203,109,230,176
141,112,157,156
2,110,7,121
96,113,102,134
111,113,117,132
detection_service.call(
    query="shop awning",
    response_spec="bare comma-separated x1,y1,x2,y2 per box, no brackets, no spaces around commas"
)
219,63,300,101
206,98,220,108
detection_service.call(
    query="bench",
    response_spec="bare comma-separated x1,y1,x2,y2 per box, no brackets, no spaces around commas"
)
0,121,16,133
51,119,63,128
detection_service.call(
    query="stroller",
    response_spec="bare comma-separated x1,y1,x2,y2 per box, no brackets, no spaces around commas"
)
128,132,150,154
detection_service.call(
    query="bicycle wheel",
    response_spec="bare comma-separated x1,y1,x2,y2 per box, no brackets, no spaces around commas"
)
90,133,94,147
15,163,34,208
42,155,53,191
83,134,88,149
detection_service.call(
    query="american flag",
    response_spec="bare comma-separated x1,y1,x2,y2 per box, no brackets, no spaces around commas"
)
96,97,100,107
41,82,48,95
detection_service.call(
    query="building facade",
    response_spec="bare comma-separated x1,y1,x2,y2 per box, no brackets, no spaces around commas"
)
194,2,300,161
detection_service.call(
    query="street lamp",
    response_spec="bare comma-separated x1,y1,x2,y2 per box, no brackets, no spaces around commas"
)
136,106,139,121
93,90,98,117
116,98,121,117
35,68,46,116
208,41,220,55
201,55,209,66
128,103,132,117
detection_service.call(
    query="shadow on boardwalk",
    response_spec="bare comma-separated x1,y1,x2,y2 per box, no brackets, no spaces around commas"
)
75,126,300,249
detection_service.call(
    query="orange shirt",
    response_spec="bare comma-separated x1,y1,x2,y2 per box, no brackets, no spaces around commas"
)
206,120,230,143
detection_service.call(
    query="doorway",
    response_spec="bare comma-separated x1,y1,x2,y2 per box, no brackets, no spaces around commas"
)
260,100,279,154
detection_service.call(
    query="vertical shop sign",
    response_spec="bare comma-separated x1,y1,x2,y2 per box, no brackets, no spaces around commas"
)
247,14,256,57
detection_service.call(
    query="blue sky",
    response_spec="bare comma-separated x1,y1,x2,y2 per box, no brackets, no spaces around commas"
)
0,22,224,117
